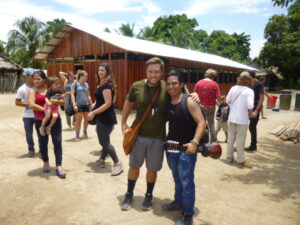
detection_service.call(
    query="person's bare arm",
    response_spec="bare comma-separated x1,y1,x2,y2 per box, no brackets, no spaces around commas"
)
88,91,93,106
49,98,64,106
70,87,78,112
121,99,134,136
28,89,44,112
252,93,264,118
15,98,28,107
59,72,68,88
184,98,206,154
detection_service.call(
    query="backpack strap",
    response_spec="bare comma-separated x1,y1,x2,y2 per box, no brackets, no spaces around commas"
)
179,93,209,144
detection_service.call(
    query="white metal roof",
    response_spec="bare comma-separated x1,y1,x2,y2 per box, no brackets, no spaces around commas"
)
34,25,256,71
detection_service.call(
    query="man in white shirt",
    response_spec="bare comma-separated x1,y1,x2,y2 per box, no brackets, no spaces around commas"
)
15,68,35,157
226,72,254,168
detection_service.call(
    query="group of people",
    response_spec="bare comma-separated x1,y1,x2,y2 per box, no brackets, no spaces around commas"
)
16,62,124,178
16,57,264,225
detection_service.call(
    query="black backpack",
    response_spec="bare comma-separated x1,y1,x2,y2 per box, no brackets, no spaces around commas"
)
65,82,77,116
179,94,209,144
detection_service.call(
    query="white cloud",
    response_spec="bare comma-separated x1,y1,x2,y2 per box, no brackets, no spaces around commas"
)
52,0,159,15
178,0,270,17
250,39,265,58
0,0,146,42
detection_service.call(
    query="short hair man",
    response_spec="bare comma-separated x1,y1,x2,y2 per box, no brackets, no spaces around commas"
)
121,57,168,211
226,72,254,167
163,71,206,225
193,69,221,143
245,71,264,151
15,68,35,157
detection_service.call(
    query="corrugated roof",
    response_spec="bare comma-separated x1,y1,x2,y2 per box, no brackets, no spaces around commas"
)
34,25,256,71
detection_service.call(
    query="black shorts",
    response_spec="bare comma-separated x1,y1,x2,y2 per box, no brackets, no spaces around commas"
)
77,105,90,112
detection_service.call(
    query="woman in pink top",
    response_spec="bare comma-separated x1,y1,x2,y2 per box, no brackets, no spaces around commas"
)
28,70,66,178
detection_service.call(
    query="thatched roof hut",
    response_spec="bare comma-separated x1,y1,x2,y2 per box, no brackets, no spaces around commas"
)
0,54,24,93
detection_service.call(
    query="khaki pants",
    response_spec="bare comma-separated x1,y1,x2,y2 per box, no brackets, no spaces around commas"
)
204,107,216,143
226,122,248,164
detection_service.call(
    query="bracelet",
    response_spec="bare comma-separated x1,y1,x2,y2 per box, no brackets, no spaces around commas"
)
73,104,77,107
190,139,199,146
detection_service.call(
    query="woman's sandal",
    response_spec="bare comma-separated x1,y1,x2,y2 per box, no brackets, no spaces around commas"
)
43,165,50,173
56,169,66,179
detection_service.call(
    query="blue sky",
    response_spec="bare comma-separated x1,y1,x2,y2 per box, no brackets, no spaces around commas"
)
0,0,287,59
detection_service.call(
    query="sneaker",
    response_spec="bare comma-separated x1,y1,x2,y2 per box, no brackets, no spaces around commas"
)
238,161,253,168
121,192,134,211
83,132,88,138
27,151,35,157
245,145,257,151
175,214,193,225
111,163,123,176
46,126,51,135
141,193,153,211
162,201,182,211
96,160,105,168
75,137,80,142
39,127,46,136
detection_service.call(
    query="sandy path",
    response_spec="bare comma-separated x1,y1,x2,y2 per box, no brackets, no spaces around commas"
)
0,93,299,225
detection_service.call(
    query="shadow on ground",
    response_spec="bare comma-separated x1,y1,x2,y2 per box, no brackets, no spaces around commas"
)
221,136,300,206
85,161,112,174
27,167,55,180
116,195,208,224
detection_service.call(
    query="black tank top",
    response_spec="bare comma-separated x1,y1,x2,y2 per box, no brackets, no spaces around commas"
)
166,96,197,145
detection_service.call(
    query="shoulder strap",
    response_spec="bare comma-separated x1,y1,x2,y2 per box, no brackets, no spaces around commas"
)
135,84,161,129
232,87,247,104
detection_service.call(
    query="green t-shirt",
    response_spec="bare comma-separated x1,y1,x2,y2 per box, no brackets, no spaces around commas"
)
127,79,169,139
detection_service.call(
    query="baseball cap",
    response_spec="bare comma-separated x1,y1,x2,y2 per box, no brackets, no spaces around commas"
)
25,68,35,76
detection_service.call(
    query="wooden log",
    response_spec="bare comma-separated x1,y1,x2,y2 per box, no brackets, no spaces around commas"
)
290,121,300,139
276,124,290,136
281,122,297,141
270,125,286,135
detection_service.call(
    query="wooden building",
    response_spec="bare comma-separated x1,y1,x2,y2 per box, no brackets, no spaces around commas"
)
34,25,255,109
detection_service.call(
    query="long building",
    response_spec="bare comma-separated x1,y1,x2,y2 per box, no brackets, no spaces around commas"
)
34,25,255,109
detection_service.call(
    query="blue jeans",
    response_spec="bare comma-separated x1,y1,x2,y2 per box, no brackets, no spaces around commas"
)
35,117,63,166
167,152,197,216
23,117,35,152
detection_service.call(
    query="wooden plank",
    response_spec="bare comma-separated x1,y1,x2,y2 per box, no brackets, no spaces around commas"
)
270,125,286,134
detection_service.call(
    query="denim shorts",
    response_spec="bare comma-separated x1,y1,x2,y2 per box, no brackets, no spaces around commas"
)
77,105,90,112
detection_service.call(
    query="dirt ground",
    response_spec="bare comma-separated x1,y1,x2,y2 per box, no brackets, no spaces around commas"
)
0,93,299,225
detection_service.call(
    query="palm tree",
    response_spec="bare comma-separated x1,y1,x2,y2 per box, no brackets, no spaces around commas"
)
115,23,135,37
166,24,195,49
7,17,47,68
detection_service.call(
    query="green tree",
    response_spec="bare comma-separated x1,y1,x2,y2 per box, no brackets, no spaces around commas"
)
151,14,198,49
272,0,294,7
115,23,135,37
7,17,46,68
0,40,6,55
104,27,111,33
232,32,251,63
46,18,71,42
259,1,300,86
194,29,209,52
137,26,158,41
